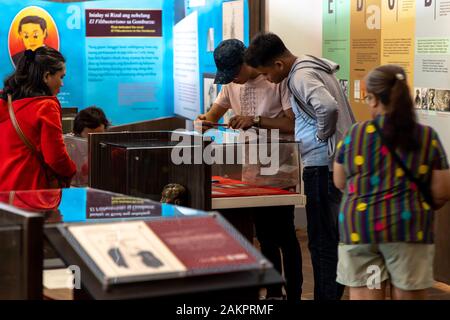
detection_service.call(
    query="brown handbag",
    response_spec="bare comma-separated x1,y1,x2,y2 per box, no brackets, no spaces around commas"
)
7,94,69,189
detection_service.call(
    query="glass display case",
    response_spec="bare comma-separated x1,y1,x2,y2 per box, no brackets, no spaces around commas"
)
0,188,282,299
89,131,211,210
202,129,305,210
58,214,269,287
208,129,300,188
64,135,88,187
88,129,305,211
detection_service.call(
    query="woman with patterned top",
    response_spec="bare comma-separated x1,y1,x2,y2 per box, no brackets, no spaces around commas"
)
333,65,450,300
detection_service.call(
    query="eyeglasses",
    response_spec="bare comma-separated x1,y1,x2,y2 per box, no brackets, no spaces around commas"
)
363,95,372,104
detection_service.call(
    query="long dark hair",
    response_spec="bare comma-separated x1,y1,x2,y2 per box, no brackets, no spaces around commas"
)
365,65,419,152
73,106,110,135
2,46,65,101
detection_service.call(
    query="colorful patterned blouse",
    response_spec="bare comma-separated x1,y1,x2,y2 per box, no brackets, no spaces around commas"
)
336,115,449,244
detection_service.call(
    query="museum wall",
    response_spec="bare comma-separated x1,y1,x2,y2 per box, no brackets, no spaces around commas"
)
266,0,323,57
267,0,450,283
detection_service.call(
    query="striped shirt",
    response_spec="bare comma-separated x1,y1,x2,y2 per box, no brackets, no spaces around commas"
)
336,115,449,244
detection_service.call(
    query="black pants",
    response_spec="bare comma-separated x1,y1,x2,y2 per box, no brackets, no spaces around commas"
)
254,206,303,300
303,166,345,300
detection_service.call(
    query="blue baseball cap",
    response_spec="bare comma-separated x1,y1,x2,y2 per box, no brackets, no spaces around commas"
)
213,39,245,84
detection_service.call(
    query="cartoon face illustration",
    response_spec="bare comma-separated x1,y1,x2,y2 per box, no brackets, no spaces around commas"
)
9,7,60,68
18,16,47,51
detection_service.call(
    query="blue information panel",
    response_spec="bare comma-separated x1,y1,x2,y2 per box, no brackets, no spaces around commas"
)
0,0,173,125
0,0,249,124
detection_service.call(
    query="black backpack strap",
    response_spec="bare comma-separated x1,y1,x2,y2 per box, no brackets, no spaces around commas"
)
372,121,432,204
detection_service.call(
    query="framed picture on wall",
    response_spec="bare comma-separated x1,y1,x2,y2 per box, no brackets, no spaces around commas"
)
222,0,244,41
203,73,218,113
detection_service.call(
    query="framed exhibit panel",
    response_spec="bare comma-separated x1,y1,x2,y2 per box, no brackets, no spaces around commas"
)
43,213,281,300
48,223,282,299
0,188,283,300
223,0,245,41
57,214,267,287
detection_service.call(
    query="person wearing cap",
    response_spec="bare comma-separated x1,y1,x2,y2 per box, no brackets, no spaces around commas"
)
195,39,302,300
195,39,294,133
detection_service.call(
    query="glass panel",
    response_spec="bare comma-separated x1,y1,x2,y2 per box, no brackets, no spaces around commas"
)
0,188,207,225
207,129,301,193
64,135,88,187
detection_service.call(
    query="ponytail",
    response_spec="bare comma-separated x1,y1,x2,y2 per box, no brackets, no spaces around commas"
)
365,65,419,152
384,74,418,151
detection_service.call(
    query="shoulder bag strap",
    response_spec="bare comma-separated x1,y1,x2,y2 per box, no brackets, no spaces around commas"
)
372,120,431,203
7,94,46,164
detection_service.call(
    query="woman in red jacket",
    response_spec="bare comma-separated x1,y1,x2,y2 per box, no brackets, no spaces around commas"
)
0,47,76,191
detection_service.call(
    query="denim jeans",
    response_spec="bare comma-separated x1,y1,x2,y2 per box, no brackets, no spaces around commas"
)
303,166,345,300
254,205,303,300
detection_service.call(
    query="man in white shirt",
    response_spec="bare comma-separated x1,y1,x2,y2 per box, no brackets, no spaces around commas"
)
195,39,302,300
196,40,294,134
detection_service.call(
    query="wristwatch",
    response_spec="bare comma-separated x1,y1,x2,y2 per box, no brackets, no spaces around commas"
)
316,134,327,143
253,115,261,127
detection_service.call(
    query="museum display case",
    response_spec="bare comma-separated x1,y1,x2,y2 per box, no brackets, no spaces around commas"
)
89,131,212,210
0,188,283,300
64,135,89,187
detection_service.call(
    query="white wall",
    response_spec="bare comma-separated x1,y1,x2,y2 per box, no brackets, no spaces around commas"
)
266,0,323,57
267,0,323,229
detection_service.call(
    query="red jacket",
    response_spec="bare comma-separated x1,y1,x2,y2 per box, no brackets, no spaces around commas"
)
0,96,76,191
